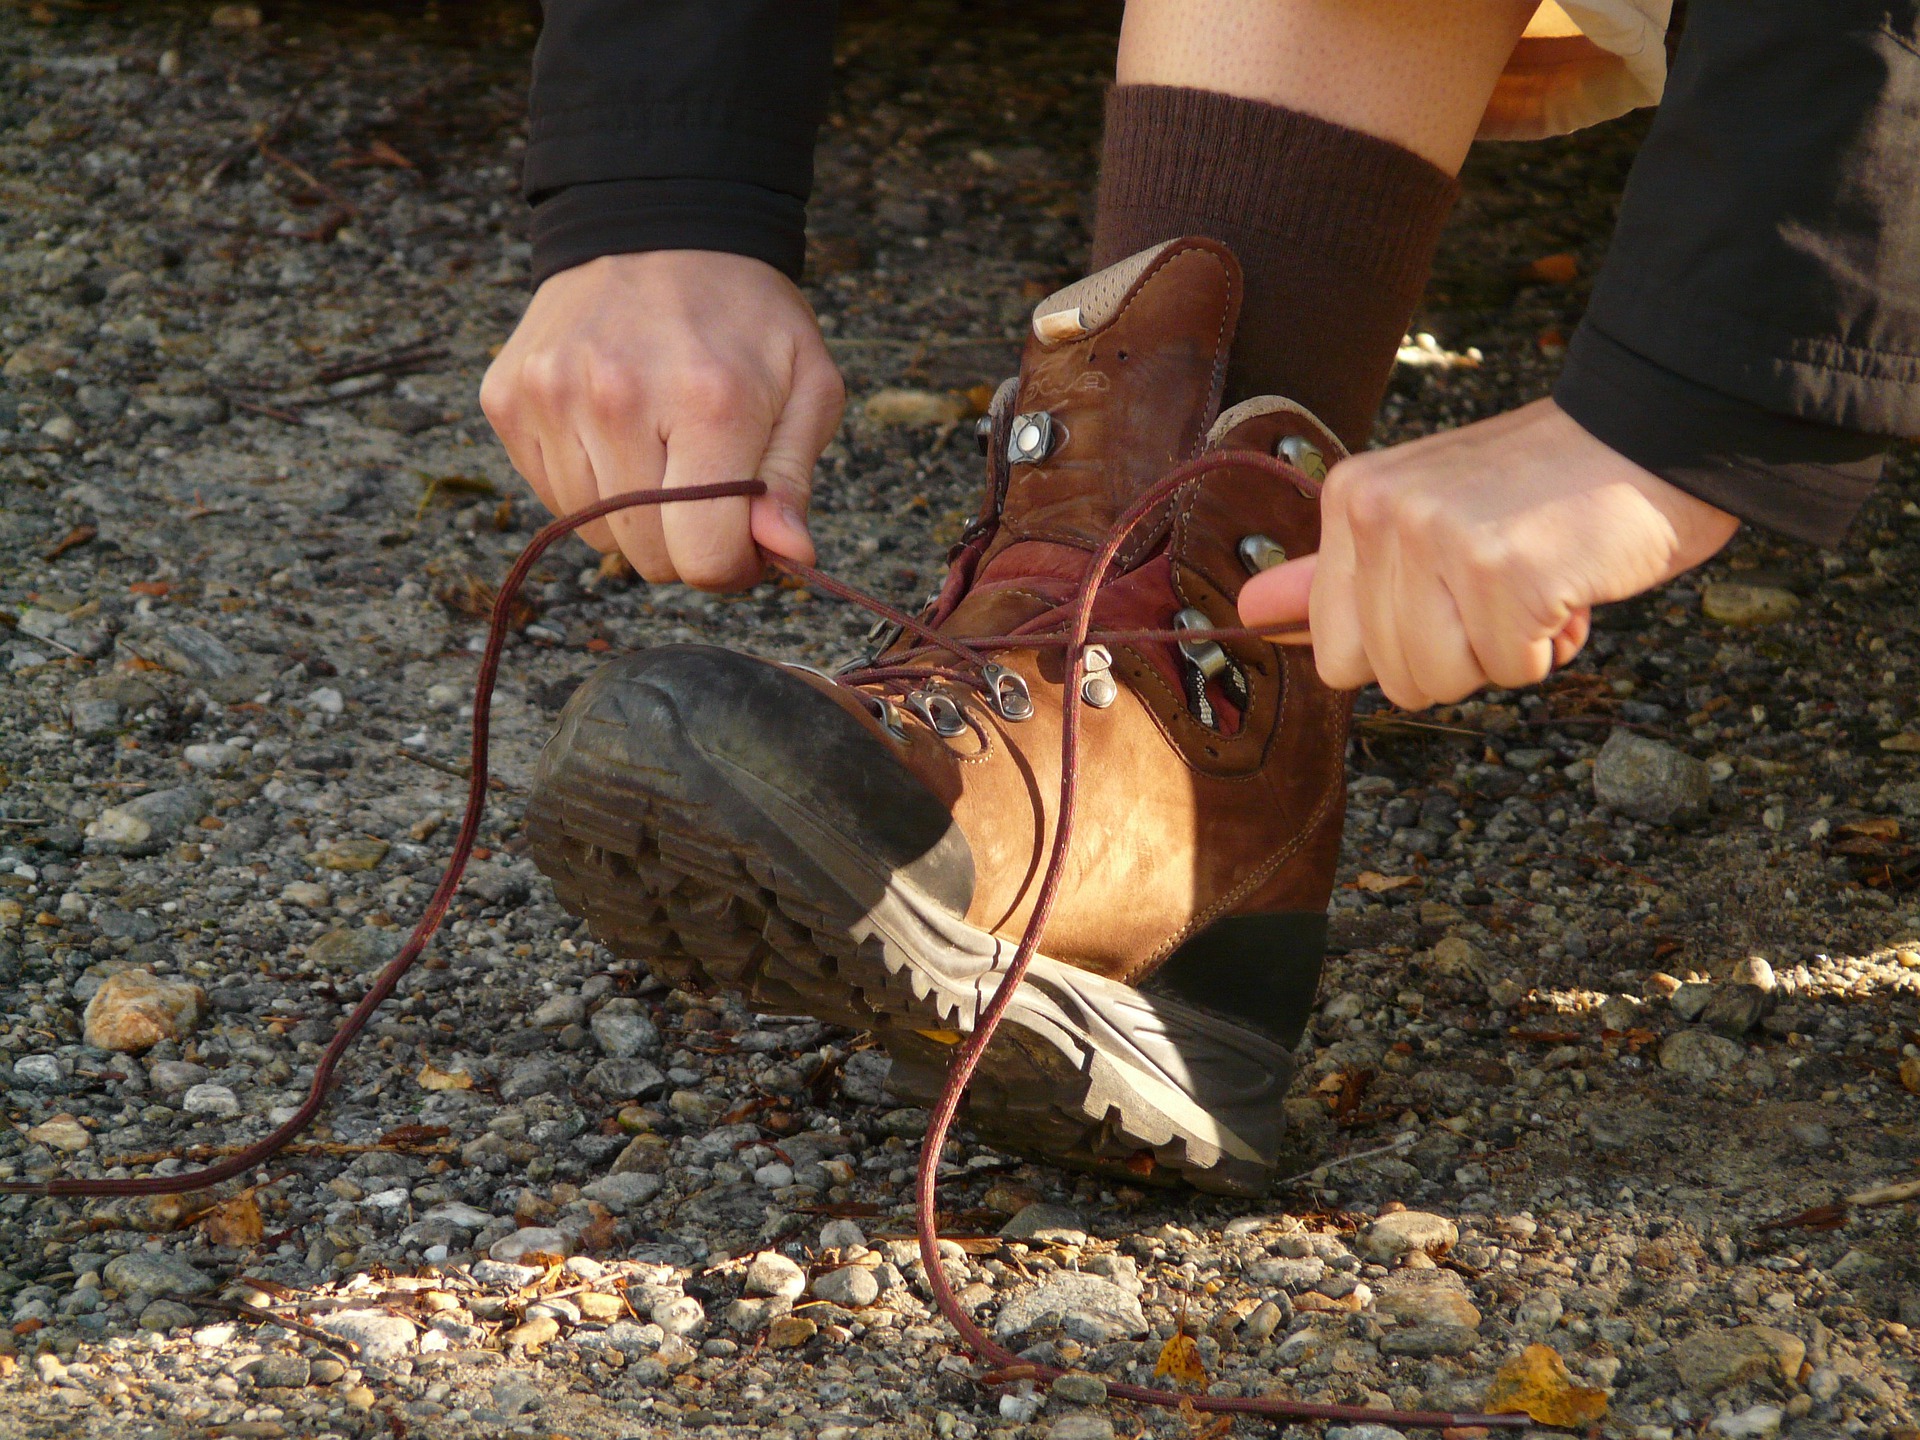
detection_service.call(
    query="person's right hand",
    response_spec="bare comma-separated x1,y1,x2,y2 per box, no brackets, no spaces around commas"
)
480,250,845,589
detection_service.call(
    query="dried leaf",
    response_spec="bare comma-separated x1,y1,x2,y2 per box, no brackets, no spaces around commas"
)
202,1193,265,1248
1841,816,1902,839
1154,1331,1208,1390
1525,252,1580,285
367,138,414,169
416,1060,473,1092
1484,1344,1609,1426
577,1216,622,1255
43,523,97,561
380,1123,452,1147
1353,871,1419,893
1847,1176,1920,1207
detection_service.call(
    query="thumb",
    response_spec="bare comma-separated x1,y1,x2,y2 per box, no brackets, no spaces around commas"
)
749,349,844,568
1239,553,1316,640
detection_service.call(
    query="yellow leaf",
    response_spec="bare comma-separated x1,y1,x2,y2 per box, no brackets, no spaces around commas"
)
1154,1331,1208,1389
417,1060,473,1091
1484,1344,1609,1427
1353,871,1419,894
202,1193,265,1249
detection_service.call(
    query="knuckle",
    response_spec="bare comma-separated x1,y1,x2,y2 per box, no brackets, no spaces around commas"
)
1339,472,1396,537
518,352,570,408
581,357,643,419
672,362,748,421
477,364,515,424
1463,530,1514,575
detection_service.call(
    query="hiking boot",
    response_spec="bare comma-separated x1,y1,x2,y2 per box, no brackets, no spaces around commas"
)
525,237,1352,1194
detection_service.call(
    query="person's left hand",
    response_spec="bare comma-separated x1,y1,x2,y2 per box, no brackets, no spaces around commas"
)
1238,397,1739,710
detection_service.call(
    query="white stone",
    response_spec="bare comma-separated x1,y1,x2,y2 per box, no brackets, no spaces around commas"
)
13,1054,64,1086
1363,1211,1459,1262
180,1083,239,1116
1710,1407,1784,1440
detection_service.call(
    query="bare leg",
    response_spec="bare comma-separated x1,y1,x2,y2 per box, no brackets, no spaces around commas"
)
1117,0,1541,174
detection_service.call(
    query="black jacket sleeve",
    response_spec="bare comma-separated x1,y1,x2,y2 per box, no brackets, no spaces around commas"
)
1555,0,1920,546
524,0,839,286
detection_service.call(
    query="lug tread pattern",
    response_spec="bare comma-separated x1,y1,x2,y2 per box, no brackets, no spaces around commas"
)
524,727,1277,1196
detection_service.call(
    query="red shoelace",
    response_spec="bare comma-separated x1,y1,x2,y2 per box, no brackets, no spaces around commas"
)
3,466,1529,1431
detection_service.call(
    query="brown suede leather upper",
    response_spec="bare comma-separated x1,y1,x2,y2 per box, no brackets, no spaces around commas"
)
807,239,1352,983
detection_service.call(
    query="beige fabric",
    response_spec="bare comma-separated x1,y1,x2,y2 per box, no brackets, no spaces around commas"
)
1483,0,1673,141
1033,239,1178,344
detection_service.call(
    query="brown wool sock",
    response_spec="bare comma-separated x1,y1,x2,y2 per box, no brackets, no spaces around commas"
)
1091,84,1459,452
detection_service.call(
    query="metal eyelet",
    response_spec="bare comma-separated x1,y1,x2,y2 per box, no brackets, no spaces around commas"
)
1276,435,1327,481
974,415,993,456
1007,412,1058,466
1079,644,1117,709
1173,607,1231,680
981,663,1034,722
1238,534,1288,574
907,689,968,738
865,696,909,741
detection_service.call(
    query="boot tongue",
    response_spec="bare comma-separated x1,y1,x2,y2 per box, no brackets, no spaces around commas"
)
943,237,1244,638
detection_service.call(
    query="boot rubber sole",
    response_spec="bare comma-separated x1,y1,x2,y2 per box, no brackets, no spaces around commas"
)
525,662,1307,1196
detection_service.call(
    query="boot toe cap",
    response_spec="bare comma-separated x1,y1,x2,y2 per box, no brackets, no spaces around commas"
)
538,644,974,915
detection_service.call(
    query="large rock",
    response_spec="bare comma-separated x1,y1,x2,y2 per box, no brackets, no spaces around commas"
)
306,926,403,972
316,1310,418,1362
589,999,660,1058
1702,582,1798,627
581,1172,663,1213
743,1251,807,1301
585,1057,666,1099
1670,1325,1805,1394
104,1251,214,1300
1593,729,1710,825
993,1273,1148,1344
1658,1028,1745,1081
1374,1269,1481,1329
1000,1203,1088,1245
1362,1211,1458,1263
85,786,208,855
83,970,205,1053
144,623,245,679
811,1265,880,1308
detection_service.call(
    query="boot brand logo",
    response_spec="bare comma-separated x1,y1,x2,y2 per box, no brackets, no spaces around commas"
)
1024,367,1111,402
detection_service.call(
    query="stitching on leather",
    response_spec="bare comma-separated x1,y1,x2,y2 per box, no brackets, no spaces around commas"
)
1142,702,1351,968
996,523,1102,551
1111,246,1235,572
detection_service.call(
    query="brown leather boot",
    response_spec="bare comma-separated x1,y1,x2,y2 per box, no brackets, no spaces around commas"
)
526,238,1351,1194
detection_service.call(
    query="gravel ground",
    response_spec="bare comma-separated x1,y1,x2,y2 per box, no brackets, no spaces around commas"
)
2,4,1917,1439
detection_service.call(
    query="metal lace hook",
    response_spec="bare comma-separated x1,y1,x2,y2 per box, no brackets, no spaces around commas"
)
906,689,968,738
980,663,1033,721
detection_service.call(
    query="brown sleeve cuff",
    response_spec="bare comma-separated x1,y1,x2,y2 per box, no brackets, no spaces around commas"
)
1555,323,1889,548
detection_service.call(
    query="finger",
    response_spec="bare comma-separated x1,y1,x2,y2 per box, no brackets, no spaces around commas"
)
1238,554,1314,635
1352,539,1433,709
1306,481,1372,690
749,347,843,566
1552,608,1591,668
1447,545,1559,691
480,361,565,524
1393,563,1488,708
578,418,675,581
658,408,772,591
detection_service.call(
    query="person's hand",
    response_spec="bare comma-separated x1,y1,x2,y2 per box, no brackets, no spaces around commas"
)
480,250,845,589
1238,398,1739,709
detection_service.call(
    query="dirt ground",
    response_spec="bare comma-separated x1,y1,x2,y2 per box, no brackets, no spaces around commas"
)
0,3,1915,1439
